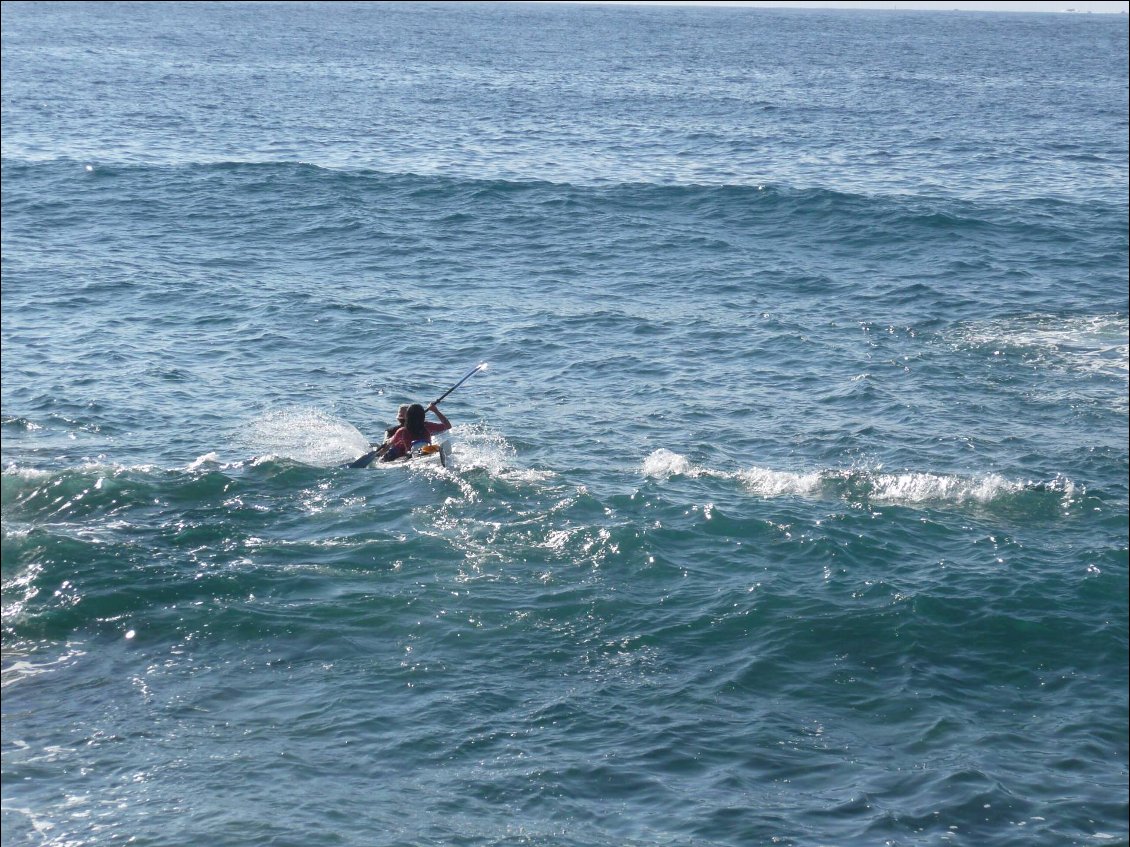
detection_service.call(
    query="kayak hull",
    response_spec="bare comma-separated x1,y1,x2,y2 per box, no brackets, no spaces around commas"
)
347,440,451,469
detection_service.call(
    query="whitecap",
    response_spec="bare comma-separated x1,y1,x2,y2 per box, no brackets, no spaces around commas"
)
643,450,1077,510
185,452,221,471
737,465,824,497
867,471,1021,504
951,313,1129,379
641,448,698,478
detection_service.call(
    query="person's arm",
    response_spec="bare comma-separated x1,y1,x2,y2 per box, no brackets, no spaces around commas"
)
379,428,410,462
427,403,452,433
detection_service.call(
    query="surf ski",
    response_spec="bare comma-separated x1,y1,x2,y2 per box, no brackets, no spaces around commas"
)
346,363,486,470
348,439,451,469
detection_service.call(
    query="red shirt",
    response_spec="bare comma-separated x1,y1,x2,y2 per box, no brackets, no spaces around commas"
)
387,421,449,455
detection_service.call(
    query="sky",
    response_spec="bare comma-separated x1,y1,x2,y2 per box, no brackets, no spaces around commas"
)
568,1,1130,11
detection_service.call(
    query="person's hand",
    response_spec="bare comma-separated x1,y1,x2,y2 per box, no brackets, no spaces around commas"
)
427,402,438,413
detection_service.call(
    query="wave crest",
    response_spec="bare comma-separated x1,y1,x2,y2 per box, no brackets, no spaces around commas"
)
641,449,1079,509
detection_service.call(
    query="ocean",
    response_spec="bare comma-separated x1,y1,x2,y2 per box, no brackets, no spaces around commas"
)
1,2,1127,845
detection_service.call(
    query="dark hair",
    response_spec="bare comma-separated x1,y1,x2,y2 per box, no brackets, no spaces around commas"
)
403,404,428,440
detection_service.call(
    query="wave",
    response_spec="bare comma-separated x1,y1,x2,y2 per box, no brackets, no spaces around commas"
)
1,415,45,432
4,155,1124,227
641,448,1081,510
0,417,541,530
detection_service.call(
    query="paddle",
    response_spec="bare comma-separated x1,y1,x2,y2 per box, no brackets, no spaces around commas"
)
432,362,489,407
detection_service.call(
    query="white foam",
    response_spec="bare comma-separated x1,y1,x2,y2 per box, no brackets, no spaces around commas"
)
248,407,370,466
186,452,222,471
737,465,824,497
3,460,161,480
446,424,555,484
952,313,1129,379
641,448,701,479
642,450,1076,508
867,471,1021,504
1,463,53,481
642,450,820,496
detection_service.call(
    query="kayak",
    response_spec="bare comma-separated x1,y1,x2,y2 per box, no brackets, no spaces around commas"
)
347,439,451,469
406,440,451,467
345,363,485,470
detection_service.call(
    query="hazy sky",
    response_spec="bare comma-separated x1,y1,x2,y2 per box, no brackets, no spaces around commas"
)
570,1,1130,11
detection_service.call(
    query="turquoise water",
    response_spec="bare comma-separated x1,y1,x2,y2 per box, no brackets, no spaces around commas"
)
2,3,1127,845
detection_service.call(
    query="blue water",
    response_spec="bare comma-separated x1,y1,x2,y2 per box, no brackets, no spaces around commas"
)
2,3,1127,845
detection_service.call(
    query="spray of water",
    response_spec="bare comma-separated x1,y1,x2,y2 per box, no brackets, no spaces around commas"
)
249,408,370,466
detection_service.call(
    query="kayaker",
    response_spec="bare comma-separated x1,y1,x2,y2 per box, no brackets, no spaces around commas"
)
380,402,451,462
347,403,425,469
381,404,410,441
361,404,410,456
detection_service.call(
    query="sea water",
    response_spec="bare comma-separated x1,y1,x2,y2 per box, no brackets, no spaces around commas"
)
1,3,1127,846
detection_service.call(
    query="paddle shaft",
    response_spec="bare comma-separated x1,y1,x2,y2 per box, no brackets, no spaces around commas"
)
432,364,484,406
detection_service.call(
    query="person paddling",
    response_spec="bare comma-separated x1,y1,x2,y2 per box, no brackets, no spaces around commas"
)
347,403,417,469
347,364,485,469
380,402,451,462
370,404,409,448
